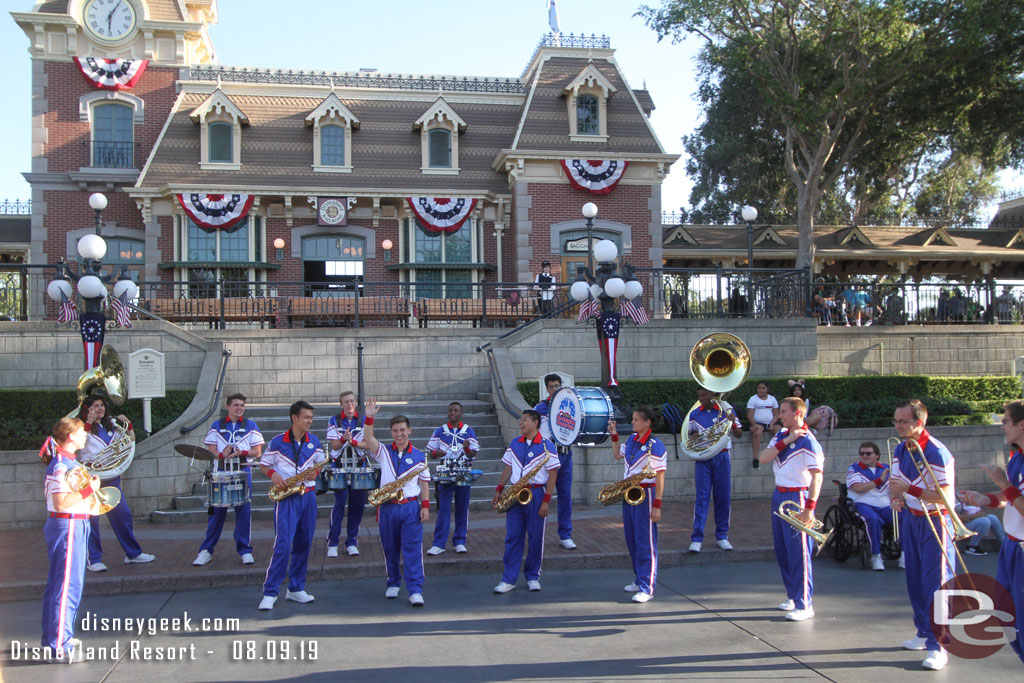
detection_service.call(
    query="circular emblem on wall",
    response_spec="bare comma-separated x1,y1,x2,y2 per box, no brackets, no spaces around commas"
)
319,199,347,225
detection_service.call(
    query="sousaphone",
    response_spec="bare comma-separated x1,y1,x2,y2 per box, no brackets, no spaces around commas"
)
69,345,136,479
680,333,750,461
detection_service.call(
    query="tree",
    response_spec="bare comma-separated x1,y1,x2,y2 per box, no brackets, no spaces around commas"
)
640,0,1024,267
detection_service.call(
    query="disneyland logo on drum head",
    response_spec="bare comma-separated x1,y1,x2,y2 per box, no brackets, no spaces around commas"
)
930,573,1016,659
555,398,577,432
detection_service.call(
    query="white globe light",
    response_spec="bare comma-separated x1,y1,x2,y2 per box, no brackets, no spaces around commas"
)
381,239,394,251
589,283,603,299
570,281,590,302
624,280,643,300
593,239,618,263
604,277,626,298
47,279,72,302
89,192,108,211
113,279,138,300
741,205,758,222
581,202,598,219
77,234,107,260
77,275,106,299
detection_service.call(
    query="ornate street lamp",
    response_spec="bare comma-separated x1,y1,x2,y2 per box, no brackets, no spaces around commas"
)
741,205,758,268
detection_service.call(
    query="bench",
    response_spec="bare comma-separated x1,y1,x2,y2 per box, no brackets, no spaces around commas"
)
285,296,409,327
414,298,533,327
144,297,276,325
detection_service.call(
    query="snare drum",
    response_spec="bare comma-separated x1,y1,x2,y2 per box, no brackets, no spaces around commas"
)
435,463,456,485
208,471,251,508
322,466,351,491
349,466,381,490
452,466,483,487
549,386,613,447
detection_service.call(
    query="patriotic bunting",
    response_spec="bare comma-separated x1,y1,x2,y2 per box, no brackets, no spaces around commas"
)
109,294,133,328
621,298,650,325
57,292,79,324
74,57,148,91
80,313,106,370
597,311,621,387
177,193,254,230
560,159,629,194
407,197,477,234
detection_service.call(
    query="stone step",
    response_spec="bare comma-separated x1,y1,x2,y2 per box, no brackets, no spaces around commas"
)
241,400,495,419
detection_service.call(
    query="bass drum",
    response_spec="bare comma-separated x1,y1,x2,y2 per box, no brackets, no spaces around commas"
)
548,386,613,447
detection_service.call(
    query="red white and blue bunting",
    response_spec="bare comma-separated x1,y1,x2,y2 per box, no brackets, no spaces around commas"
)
407,197,477,234
560,159,629,194
177,193,254,230
74,57,148,91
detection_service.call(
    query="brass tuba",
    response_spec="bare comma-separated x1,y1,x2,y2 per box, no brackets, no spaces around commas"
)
69,346,136,480
680,333,750,461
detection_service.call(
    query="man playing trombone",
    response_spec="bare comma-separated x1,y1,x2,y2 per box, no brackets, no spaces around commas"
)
758,396,824,622
888,399,956,671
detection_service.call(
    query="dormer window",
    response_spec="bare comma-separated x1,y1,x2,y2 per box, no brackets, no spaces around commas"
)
189,88,249,170
414,97,466,175
306,93,359,173
564,63,616,142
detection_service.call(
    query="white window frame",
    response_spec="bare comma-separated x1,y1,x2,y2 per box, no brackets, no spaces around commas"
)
564,63,616,142
306,93,359,173
414,97,466,175
189,89,249,170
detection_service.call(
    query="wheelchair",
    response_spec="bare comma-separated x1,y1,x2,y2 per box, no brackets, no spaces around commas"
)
821,480,901,569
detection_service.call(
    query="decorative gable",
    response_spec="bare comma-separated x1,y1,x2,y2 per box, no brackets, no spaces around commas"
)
189,88,249,126
838,226,874,247
189,88,248,170
563,63,617,99
414,97,466,175
922,227,957,247
753,226,787,246
665,226,698,246
306,92,359,173
1004,229,1024,249
563,62,617,142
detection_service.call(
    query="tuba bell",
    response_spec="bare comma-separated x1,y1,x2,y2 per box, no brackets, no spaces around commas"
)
680,333,750,461
68,345,136,480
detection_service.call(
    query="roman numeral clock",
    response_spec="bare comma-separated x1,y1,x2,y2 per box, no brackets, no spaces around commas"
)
83,0,138,42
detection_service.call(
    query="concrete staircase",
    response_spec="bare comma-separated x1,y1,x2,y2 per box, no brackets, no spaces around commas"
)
150,399,505,523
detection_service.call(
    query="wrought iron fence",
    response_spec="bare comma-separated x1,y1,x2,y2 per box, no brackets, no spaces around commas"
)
641,267,812,320
188,65,525,93
0,199,31,215
0,268,27,321
83,140,139,169
814,281,1024,326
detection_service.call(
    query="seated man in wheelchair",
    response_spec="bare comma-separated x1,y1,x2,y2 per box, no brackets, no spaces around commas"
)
845,441,903,571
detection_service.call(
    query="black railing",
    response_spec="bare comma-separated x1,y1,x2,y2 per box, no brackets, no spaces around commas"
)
0,268,28,321
642,267,812,320
813,281,1024,326
83,140,139,169
0,199,31,215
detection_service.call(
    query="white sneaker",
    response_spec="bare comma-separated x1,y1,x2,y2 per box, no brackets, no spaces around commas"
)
409,593,424,606
871,554,885,571
527,580,541,591
192,550,212,566
385,586,400,599
899,552,906,569
778,599,795,611
285,590,315,603
241,553,254,565
717,539,733,551
426,545,445,556
922,650,947,671
786,607,814,621
346,546,360,556
454,544,467,553
125,552,155,564
86,562,107,572
689,541,702,553
258,595,276,611
326,546,339,558
559,539,577,549
493,582,515,594
624,582,640,593
902,636,928,651
632,592,653,603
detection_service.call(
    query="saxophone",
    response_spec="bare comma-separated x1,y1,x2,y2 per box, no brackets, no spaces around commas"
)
494,446,553,513
268,456,333,502
368,462,428,506
598,458,657,506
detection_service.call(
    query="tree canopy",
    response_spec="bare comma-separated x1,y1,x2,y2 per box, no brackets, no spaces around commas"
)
639,0,1024,267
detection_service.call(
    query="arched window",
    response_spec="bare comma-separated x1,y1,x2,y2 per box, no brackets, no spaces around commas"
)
576,94,599,136
320,124,345,166
428,129,451,168
209,122,233,163
93,103,134,167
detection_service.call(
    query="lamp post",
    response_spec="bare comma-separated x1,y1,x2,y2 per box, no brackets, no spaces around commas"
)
582,202,598,276
47,192,138,370
381,238,394,262
741,205,758,268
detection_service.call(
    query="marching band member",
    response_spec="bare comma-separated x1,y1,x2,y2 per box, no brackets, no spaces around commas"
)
958,399,1024,665
688,388,742,553
193,393,263,567
40,417,94,661
426,401,480,555
535,374,576,549
492,409,560,594
76,395,154,571
846,441,895,571
888,399,955,671
759,396,824,622
258,401,324,611
361,398,430,606
325,390,366,557
607,406,667,603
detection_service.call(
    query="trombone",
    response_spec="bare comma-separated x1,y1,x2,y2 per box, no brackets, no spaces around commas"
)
885,437,902,544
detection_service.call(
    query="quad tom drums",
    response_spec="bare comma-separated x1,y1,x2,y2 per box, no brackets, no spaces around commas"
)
349,466,381,491
322,466,351,491
207,471,250,508
548,386,613,447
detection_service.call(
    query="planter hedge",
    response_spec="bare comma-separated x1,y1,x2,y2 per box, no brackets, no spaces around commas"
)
0,390,197,451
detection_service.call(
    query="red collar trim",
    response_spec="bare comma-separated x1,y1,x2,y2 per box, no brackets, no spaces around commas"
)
914,429,931,451
518,433,543,444
339,411,360,424
390,442,412,455
1011,447,1022,460
447,422,465,431
55,446,77,461
698,403,717,412
634,429,653,445
225,415,244,424
283,430,309,444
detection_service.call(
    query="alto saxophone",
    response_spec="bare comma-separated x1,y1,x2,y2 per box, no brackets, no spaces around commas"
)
368,462,428,506
598,456,657,506
494,446,553,513
268,457,333,502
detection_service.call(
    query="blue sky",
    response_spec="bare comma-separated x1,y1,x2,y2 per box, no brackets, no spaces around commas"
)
1,0,702,212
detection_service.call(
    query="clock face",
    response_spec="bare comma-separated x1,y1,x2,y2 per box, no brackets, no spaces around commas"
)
83,0,138,42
